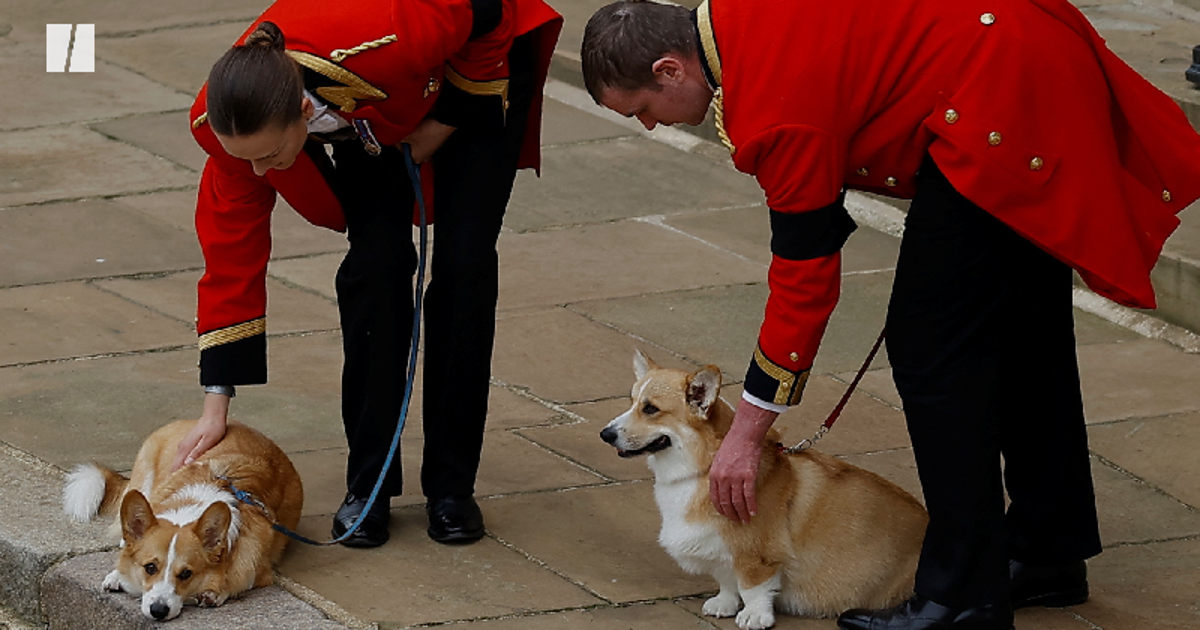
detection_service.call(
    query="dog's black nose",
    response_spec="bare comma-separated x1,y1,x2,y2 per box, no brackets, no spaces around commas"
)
600,426,618,444
149,602,170,620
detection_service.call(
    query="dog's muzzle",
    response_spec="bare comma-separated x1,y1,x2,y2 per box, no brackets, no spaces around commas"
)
600,427,671,458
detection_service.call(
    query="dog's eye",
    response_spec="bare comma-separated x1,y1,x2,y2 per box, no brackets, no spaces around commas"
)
178,569,193,581
144,563,157,576
642,403,659,415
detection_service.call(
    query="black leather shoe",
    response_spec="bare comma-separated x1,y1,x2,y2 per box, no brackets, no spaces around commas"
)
1010,559,1088,609
838,595,1014,630
426,495,485,544
331,492,391,548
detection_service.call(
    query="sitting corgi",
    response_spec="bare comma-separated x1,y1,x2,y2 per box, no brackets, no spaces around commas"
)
601,350,927,629
62,419,303,621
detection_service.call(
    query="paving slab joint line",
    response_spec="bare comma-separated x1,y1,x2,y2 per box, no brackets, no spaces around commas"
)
1090,450,1199,514
485,533,613,605
487,376,591,424
507,429,619,483
558,303,713,370
274,575,377,630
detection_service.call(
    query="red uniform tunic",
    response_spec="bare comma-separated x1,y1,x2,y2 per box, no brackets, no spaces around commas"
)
190,0,561,384
696,0,1200,406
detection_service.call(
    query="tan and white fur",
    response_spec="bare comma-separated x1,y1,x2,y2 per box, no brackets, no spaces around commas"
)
601,350,927,629
62,419,303,621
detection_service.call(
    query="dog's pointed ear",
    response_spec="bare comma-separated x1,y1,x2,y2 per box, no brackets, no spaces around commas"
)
120,490,157,543
687,365,722,416
194,501,231,563
633,348,658,380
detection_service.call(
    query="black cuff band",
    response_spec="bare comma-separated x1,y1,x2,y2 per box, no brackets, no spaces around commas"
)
200,335,267,386
769,192,857,261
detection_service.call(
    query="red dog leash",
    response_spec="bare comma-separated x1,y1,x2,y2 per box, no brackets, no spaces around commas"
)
779,327,887,455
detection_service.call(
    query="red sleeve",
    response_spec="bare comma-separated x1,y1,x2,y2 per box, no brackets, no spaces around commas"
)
733,124,845,212
733,125,848,406
744,253,841,406
195,155,275,386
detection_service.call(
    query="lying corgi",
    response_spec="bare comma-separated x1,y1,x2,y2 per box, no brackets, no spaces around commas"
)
62,419,303,621
601,350,927,629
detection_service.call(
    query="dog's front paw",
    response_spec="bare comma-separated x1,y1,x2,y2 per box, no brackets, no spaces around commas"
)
703,592,741,618
735,607,775,630
196,591,228,608
101,570,126,593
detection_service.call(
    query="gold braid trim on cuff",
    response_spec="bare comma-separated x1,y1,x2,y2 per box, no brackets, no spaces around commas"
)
754,345,810,406
199,318,266,351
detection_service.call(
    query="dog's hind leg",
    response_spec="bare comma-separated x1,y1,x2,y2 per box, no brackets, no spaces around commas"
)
702,565,741,618
735,571,781,630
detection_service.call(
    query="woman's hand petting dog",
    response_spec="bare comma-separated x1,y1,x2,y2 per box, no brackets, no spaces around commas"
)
172,395,230,470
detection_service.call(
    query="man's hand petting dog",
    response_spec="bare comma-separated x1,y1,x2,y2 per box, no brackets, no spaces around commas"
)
709,403,778,523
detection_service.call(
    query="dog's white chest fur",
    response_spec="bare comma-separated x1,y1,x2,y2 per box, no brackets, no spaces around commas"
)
650,458,729,574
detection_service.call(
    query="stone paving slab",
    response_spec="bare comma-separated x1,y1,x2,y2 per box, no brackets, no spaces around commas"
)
0,445,109,621
1077,338,1200,423
0,40,192,131
1075,537,1200,630
0,126,196,208
497,220,766,310
91,112,208,172
278,504,603,627
99,22,248,96
0,199,202,287
505,136,763,233
0,283,194,367
458,600,723,630
1089,410,1200,509
4,0,268,39
483,483,715,603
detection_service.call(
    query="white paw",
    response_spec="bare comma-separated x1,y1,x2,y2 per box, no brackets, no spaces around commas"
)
702,592,740,617
735,607,775,630
101,570,125,593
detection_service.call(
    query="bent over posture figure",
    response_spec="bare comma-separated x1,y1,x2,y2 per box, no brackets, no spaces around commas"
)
181,0,561,548
582,0,1200,627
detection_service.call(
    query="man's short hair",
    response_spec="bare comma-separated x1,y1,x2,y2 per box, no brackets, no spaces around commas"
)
581,0,696,101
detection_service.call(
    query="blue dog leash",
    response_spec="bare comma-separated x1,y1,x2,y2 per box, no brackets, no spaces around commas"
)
223,144,428,546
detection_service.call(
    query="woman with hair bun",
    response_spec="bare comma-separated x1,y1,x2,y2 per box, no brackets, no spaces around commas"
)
177,0,561,548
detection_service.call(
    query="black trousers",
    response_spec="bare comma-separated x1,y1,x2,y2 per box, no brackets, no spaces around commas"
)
885,156,1102,609
328,36,535,501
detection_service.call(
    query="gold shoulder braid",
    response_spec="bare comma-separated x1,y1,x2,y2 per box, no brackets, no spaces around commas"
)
286,50,387,113
696,0,734,156
330,34,398,63
712,89,734,157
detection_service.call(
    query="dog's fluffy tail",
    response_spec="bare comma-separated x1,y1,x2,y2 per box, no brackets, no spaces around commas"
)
62,463,128,522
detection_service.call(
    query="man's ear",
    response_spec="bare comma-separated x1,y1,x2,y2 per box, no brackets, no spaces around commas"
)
651,55,687,83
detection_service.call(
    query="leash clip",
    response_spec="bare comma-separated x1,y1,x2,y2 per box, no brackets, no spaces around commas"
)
780,425,829,455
